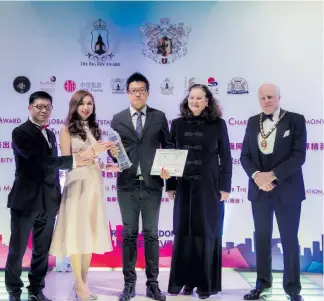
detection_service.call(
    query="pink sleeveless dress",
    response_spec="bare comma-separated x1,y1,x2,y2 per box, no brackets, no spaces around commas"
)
49,125,113,256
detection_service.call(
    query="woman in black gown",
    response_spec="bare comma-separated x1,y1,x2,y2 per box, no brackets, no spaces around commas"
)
166,84,232,299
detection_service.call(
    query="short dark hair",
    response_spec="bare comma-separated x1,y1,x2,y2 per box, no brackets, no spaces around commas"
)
29,91,52,105
180,84,222,120
126,72,150,92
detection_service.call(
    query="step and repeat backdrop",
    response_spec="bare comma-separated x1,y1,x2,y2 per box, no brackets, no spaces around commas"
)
0,1,322,272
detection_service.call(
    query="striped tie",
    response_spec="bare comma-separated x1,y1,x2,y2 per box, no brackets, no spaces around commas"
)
135,111,143,138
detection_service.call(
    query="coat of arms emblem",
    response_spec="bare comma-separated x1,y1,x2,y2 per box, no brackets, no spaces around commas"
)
80,19,115,64
140,18,191,64
160,78,173,95
110,78,126,94
227,78,249,94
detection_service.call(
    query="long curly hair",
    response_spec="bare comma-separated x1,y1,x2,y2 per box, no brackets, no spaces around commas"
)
65,90,102,141
180,84,222,120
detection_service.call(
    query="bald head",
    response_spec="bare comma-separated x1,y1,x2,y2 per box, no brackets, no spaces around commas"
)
258,83,280,114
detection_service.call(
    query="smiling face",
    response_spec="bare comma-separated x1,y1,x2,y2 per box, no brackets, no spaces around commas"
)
188,87,209,116
77,95,94,120
258,84,280,115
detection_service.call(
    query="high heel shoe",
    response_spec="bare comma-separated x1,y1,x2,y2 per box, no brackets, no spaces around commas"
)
75,293,98,300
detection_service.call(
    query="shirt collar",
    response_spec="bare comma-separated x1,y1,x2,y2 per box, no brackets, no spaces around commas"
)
29,117,45,128
272,107,281,120
129,105,147,116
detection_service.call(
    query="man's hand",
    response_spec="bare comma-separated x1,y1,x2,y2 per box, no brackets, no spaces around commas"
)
260,183,276,192
160,168,171,179
167,190,176,200
220,191,230,202
254,171,276,187
75,155,94,167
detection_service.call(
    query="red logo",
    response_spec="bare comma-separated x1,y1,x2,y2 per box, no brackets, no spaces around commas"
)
64,80,76,93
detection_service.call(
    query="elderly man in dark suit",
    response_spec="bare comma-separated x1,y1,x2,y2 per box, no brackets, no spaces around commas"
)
5,91,94,301
240,83,306,301
110,73,173,301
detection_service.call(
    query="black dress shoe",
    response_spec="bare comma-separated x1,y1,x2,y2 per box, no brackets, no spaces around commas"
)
243,288,272,300
8,294,21,301
287,294,303,301
183,285,194,295
146,284,166,301
28,291,51,301
198,293,210,299
118,284,135,301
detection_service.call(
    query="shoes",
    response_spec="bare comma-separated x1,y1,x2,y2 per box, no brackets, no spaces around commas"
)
243,288,272,300
75,292,97,300
28,291,52,301
183,285,194,295
146,283,166,301
287,294,304,301
118,284,135,301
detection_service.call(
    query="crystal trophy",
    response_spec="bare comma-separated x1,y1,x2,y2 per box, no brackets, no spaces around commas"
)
107,126,132,171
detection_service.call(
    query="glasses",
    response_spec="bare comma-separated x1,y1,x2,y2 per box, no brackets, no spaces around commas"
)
31,104,53,111
128,88,147,95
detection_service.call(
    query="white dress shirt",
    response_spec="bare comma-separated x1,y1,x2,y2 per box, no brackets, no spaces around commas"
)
29,117,51,148
257,107,281,155
252,107,281,179
129,105,147,175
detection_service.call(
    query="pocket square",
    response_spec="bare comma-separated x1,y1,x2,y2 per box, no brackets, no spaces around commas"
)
283,130,290,138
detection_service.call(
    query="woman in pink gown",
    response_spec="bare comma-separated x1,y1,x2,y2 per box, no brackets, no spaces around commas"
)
49,90,119,300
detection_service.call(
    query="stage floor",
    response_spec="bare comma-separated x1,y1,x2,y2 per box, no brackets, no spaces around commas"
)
0,269,322,301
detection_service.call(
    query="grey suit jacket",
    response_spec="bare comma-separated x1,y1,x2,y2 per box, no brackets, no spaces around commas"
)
110,106,174,190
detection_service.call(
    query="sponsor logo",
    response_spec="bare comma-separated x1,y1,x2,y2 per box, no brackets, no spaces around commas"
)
160,78,173,95
80,81,104,93
227,77,248,94
13,76,31,94
64,80,76,93
110,78,126,94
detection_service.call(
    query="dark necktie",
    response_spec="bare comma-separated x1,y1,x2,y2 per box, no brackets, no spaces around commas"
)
262,113,273,122
135,111,143,137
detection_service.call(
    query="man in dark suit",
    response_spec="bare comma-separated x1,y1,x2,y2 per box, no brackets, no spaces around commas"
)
110,73,173,301
240,83,306,301
5,91,94,301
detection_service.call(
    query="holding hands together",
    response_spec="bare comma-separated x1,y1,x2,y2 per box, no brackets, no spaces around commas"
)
254,171,277,191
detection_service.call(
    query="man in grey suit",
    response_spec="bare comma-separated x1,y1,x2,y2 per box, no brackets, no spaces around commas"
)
110,73,173,301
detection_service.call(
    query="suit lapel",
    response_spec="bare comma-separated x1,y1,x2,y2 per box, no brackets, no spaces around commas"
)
26,119,51,151
273,111,289,157
250,118,261,169
46,129,55,154
141,108,154,140
120,109,138,139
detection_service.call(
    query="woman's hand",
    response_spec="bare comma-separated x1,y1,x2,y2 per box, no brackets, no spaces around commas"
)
105,163,120,172
93,140,111,153
220,191,229,202
160,168,171,179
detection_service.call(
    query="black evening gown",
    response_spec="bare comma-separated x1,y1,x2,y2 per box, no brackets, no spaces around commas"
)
166,116,232,296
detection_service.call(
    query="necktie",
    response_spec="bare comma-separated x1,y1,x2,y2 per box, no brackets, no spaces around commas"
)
262,113,273,122
135,111,143,137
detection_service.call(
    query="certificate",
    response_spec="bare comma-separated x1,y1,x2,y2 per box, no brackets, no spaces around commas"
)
150,149,188,177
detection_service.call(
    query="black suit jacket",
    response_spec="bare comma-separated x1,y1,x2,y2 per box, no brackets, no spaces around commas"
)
240,111,306,203
110,106,174,190
8,120,73,212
